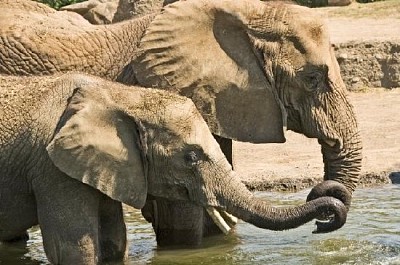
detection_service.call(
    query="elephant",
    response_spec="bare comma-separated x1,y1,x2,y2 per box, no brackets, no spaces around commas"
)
132,0,362,241
0,0,362,246
0,73,348,264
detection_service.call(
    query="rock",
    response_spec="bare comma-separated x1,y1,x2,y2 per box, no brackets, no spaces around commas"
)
375,53,384,60
61,0,174,25
85,1,117,24
389,172,400,184
60,0,116,24
335,41,400,90
338,53,348,60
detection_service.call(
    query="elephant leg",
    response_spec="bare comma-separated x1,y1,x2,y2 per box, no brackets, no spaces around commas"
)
98,195,127,262
33,174,102,265
213,134,234,169
143,198,204,247
0,186,37,244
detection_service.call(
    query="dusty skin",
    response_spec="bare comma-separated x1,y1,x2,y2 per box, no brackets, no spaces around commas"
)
236,2,400,191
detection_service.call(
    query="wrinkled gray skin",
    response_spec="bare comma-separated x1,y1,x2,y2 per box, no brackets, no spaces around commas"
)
0,73,348,264
0,0,154,82
133,0,362,244
0,0,361,246
0,0,221,246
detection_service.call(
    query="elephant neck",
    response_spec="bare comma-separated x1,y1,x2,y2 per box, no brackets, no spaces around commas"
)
99,14,156,82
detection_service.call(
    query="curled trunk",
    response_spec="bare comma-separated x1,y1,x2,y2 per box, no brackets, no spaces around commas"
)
213,174,348,234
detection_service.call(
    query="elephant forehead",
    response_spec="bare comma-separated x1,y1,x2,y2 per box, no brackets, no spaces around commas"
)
108,86,205,139
289,11,331,61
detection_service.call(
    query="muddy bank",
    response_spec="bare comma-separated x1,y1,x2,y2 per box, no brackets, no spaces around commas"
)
335,41,400,91
242,171,397,192
324,17,400,91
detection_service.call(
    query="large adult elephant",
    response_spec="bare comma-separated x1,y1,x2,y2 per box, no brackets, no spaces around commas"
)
0,0,361,246
132,0,362,243
0,73,348,264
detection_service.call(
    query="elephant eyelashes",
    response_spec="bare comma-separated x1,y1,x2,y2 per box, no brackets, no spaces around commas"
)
184,151,200,165
305,75,321,92
302,68,328,92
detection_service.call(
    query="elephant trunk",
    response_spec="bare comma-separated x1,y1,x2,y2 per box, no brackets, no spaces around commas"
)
212,174,347,233
320,127,363,194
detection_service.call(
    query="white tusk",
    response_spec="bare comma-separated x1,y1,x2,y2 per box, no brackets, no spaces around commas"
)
219,210,238,228
206,207,231,235
325,139,336,147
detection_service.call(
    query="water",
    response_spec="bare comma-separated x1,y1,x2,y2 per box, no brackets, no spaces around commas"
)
1,185,399,265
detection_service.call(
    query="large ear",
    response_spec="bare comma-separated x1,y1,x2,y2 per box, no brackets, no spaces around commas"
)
134,0,286,143
46,87,148,209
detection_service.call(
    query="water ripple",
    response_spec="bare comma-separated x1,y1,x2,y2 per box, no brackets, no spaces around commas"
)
1,185,399,264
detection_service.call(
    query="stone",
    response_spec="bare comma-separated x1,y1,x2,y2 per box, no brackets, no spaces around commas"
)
389,172,400,184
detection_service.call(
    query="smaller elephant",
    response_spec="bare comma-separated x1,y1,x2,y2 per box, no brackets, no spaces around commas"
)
0,73,348,264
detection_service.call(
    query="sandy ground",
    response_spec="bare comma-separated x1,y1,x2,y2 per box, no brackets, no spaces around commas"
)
327,18,400,44
234,13,400,191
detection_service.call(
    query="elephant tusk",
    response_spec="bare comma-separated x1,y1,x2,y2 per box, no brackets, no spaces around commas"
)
219,210,238,228
325,139,336,147
206,207,232,235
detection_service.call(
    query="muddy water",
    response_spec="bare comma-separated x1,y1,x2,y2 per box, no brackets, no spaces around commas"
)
1,185,399,264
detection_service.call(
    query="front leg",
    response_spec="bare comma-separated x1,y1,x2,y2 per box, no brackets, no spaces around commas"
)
33,173,102,265
98,195,127,262
142,198,205,247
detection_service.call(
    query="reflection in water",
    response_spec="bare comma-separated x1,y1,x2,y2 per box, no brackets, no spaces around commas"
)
1,185,399,264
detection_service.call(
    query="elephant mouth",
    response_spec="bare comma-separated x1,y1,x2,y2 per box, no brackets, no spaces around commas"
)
206,207,238,234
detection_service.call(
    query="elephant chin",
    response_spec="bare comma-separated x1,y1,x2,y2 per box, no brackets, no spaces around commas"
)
206,207,238,234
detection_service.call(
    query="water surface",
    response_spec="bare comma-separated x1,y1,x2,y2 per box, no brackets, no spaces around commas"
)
1,185,399,264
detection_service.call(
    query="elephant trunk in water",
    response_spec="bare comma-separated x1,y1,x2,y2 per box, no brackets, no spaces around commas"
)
208,173,348,234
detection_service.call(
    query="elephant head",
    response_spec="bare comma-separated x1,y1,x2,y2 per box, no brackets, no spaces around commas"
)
44,74,347,238
134,0,362,199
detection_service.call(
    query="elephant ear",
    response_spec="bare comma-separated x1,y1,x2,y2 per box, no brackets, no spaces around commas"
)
46,86,148,209
134,0,286,143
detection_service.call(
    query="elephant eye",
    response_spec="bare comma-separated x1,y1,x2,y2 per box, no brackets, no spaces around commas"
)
304,71,324,92
184,151,200,165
